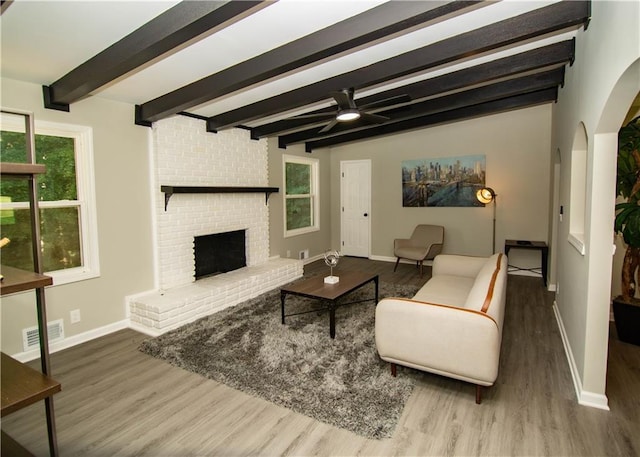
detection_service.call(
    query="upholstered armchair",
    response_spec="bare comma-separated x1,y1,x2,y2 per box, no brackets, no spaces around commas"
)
393,225,444,276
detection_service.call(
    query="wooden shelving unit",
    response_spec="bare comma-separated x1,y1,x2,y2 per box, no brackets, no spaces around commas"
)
0,162,47,175
1,352,61,416
0,265,53,294
1,110,61,457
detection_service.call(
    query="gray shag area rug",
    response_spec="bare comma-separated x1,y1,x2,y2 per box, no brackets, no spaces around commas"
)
139,278,419,439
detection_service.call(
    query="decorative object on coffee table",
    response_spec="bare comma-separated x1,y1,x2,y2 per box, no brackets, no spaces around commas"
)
323,249,340,284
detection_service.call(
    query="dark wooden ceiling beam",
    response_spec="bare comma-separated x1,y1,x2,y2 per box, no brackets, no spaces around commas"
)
208,0,590,131
0,0,13,15
135,1,484,125
253,39,575,139
42,0,267,112
278,68,565,148
303,88,559,152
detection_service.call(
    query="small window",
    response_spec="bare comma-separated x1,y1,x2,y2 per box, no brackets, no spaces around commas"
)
283,154,319,237
0,113,100,285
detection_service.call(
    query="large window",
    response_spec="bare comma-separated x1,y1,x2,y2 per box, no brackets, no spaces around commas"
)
0,113,99,285
283,154,319,237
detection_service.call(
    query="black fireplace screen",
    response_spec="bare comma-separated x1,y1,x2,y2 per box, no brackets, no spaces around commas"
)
194,230,246,279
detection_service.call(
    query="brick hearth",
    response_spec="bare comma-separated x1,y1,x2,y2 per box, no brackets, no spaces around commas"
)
130,257,302,334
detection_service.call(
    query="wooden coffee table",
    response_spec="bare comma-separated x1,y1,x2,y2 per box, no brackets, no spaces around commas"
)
280,271,379,339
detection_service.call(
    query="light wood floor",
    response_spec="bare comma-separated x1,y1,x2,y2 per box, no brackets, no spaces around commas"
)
3,258,639,456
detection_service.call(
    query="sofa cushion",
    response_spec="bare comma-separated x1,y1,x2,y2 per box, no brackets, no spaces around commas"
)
413,275,475,306
464,253,503,312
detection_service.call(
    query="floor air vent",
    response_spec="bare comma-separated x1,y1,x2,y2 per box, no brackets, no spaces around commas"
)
22,319,64,352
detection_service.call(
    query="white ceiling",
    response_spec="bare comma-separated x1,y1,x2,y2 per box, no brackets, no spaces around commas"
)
1,0,587,147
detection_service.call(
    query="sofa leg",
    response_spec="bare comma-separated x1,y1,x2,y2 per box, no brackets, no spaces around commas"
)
393,258,400,272
391,363,397,377
419,260,423,277
475,385,482,404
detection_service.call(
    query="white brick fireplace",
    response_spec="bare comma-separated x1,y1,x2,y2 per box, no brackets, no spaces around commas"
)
129,116,302,335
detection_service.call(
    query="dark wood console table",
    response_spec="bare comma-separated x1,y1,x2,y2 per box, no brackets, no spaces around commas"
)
504,240,548,287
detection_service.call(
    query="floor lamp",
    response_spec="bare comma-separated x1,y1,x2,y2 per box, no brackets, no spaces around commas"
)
476,187,497,253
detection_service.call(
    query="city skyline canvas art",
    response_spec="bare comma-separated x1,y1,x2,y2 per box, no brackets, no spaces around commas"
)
401,154,486,207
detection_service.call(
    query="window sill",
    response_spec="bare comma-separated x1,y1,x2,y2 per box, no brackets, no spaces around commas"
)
47,267,100,287
568,232,586,256
284,226,320,238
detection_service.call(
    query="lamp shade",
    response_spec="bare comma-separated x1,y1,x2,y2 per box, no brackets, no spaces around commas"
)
476,187,496,204
336,108,360,122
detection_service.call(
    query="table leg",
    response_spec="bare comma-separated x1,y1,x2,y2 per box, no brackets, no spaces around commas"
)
280,291,287,324
541,246,549,287
329,301,336,339
374,276,379,303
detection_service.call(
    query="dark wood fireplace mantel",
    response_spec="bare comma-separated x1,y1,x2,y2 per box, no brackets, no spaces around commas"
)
161,185,279,210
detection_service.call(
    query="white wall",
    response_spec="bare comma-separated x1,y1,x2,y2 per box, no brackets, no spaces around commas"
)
551,1,640,408
325,105,553,267
1,78,155,356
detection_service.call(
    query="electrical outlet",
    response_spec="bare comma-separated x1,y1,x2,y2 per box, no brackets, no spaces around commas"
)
70,309,81,324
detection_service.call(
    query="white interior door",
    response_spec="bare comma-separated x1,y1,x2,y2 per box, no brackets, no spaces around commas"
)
340,160,371,257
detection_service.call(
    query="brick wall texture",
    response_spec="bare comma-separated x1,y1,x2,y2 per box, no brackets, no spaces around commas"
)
153,116,270,290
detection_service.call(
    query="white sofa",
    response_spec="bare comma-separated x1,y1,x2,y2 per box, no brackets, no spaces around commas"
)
375,253,507,403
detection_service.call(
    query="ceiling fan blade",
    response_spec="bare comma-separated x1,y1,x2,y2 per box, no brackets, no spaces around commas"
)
319,118,340,133
359,94,411,111
360,112,389,124
292,113,336,119
330,88,356,110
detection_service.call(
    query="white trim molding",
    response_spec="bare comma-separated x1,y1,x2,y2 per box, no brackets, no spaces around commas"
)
553,301,610,410
11,319,129,363
568,232,586,255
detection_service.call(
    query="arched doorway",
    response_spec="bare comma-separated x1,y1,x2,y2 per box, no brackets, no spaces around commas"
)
598,60,640,409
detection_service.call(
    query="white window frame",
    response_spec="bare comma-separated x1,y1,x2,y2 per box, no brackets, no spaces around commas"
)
283,154,319,237
0,115,100,285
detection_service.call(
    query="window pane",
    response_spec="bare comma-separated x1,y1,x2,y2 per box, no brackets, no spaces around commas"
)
0,130,77,202
0,207,34,271
285,162,310,195
0,207,82,272
286,198,312,230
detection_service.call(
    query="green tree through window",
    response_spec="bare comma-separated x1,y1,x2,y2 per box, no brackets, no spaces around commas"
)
283,155,318,236
1,130,82,272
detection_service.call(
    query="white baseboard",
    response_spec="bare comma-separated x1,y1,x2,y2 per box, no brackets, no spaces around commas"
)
552,301,610,411
369,255,395,263
369,255,434,266
303,253,324,265
11,319,129,363
578,390,610,410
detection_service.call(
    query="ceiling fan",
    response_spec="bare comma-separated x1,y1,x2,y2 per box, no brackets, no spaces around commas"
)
294,88,410,134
